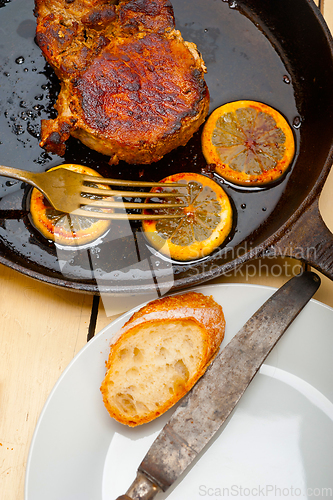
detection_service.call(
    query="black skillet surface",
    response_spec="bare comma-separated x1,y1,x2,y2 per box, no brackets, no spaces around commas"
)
0,0,332,294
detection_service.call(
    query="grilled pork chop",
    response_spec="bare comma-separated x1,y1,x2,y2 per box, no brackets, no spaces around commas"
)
34,0,210,164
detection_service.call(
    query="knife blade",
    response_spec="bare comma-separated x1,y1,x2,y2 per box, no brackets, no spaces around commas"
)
115,271,321,500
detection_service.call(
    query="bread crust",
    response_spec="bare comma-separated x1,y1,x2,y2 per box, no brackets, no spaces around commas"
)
101,292,225,426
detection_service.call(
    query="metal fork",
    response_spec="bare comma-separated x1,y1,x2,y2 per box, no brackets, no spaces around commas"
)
0,165,189,220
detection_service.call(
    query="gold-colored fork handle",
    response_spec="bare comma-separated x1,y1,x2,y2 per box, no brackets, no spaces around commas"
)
0,165,39,188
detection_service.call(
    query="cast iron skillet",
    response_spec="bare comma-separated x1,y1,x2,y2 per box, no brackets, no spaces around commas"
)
0,0,332,294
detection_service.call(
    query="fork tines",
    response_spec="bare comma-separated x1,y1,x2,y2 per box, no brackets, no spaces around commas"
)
74,209,183,220
83,199,186,209
79,176,189,219
82,176,187,188
80,186,187,198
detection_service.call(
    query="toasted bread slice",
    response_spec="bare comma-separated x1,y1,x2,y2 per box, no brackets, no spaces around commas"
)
100,292,225,426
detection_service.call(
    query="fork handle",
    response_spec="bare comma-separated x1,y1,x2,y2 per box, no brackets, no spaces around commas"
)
0,165,39,188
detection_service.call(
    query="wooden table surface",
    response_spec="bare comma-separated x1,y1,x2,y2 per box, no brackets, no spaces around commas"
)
1,2,333,499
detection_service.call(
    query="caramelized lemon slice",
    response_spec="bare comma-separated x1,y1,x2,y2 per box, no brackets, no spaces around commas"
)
30,164,112,246
202,100,295,186
142,172,232,261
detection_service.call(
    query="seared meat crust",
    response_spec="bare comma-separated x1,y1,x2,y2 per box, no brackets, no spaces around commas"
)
34,0,209,164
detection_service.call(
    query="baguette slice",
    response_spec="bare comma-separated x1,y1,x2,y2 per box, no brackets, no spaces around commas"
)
100,292,225,426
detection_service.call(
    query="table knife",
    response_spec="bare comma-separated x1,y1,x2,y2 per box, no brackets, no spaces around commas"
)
116,271,321,500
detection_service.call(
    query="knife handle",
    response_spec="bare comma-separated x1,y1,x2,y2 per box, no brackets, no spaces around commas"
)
115,471,162,500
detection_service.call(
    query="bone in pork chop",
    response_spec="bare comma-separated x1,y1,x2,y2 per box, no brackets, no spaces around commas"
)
34,0,210,165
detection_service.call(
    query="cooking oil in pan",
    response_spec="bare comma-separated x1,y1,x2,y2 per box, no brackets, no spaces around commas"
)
0,0,300,287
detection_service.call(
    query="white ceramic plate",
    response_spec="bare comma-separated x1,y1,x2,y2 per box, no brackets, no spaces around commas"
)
25,284,333,500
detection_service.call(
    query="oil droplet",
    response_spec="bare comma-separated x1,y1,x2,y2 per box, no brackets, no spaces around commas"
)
15,56,25,64
201,164,215,175
26,110,38,119
262,207,267,212
283,75,291,84
26,123,40,139
240,203,246,209
229,0,237,8
13,124,24,135
4,71,10,77
293,116,302,129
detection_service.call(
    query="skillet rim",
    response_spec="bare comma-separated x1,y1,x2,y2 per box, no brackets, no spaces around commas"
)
0,0,332,294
